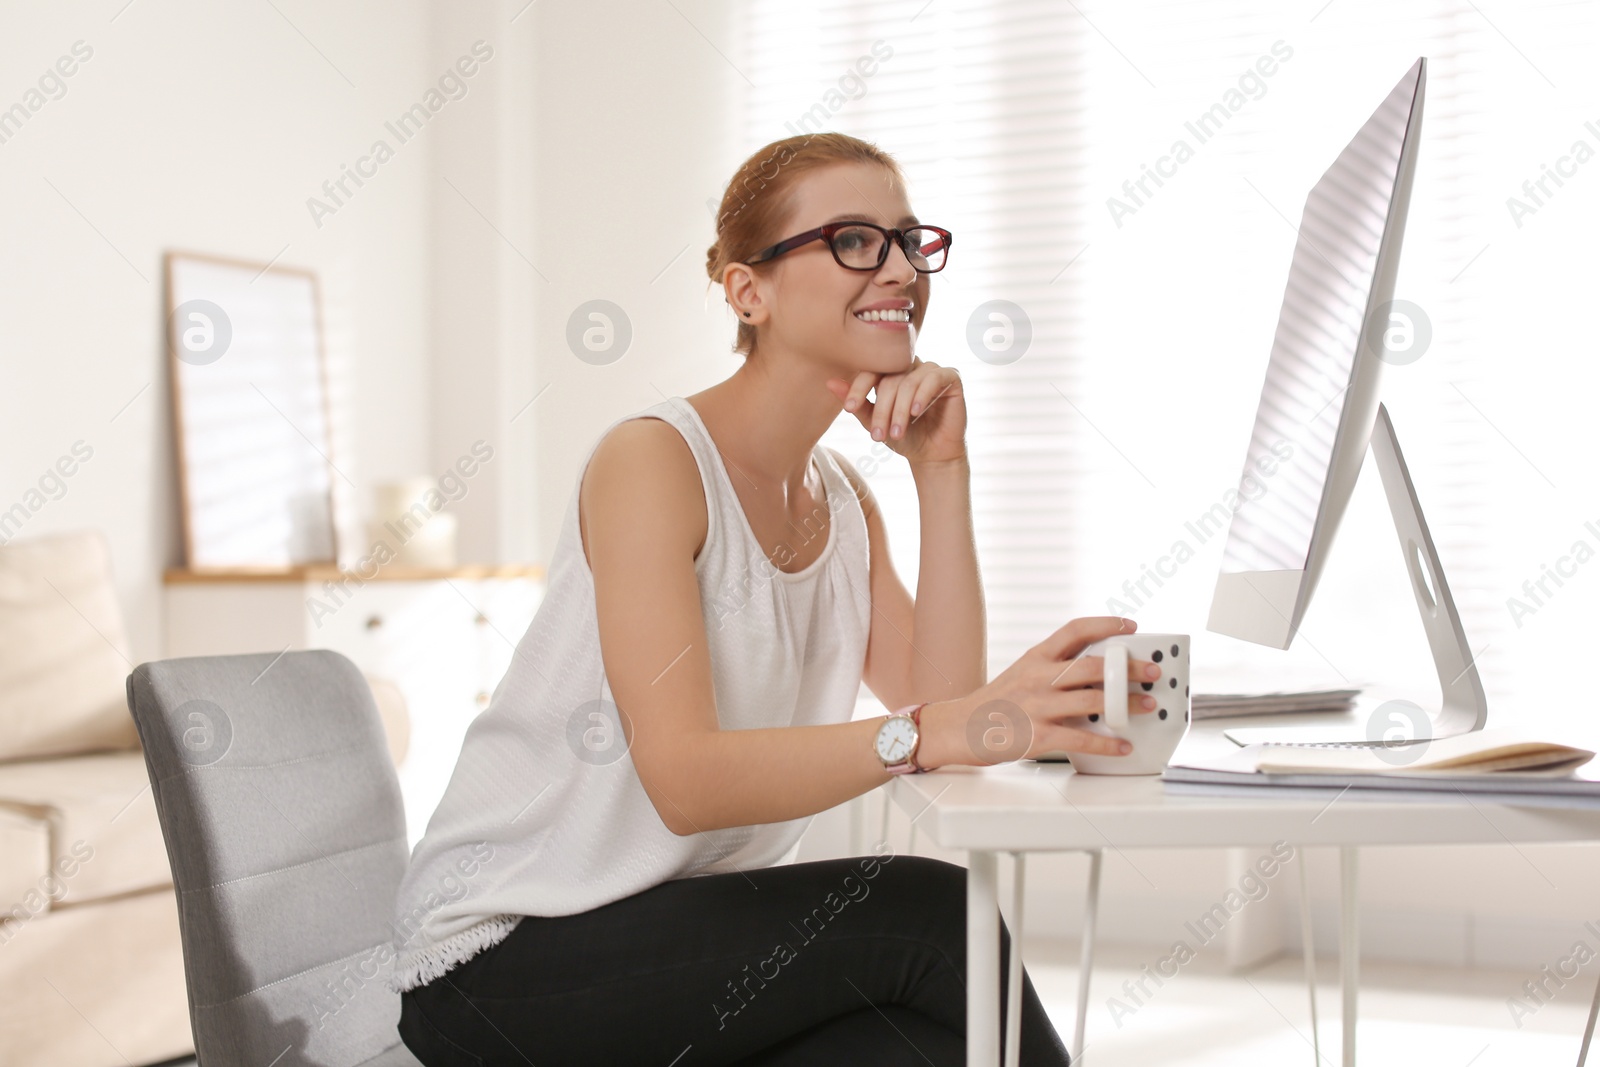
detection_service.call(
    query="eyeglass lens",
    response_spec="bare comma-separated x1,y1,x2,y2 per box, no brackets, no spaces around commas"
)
832,226,948,272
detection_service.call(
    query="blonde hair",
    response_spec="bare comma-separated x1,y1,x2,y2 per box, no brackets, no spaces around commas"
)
705,132,907,358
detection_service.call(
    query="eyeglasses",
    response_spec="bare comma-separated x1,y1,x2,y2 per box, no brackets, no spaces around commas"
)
745,221,954,274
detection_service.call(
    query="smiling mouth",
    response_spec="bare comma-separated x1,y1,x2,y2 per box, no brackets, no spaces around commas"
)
854,309,912,323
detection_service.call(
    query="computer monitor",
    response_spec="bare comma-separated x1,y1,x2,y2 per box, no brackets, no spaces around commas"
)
1205,57,1489,747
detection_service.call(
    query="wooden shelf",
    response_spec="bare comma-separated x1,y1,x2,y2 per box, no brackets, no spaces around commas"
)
164,562,546,584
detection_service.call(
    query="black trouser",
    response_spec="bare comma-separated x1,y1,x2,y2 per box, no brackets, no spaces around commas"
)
399,854,1073,1066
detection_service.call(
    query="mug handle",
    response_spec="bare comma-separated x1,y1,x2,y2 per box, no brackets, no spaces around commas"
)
1104,641,1130,732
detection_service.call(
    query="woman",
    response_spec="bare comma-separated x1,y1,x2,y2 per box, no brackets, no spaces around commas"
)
391,131,1159,1066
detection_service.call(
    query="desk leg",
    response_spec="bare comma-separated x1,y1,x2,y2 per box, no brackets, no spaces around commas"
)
1004,852,1026,1067
1340,846,1359,1067
1076,849,1102,1062
1298,849,1321,1066
969,851,1001,1067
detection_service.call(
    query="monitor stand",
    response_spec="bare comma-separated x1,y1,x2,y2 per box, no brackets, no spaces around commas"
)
1224,403,1489,747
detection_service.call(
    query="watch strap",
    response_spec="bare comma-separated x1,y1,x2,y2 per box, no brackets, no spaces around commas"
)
881,702,930,774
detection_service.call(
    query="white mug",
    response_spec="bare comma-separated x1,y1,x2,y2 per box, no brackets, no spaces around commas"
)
1042,632,1191,775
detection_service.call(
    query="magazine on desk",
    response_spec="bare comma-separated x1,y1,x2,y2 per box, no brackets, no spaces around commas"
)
1163,729,1600,802
1191,686,1363,720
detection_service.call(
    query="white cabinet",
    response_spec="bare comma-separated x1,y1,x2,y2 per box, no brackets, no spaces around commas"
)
163,565,543,847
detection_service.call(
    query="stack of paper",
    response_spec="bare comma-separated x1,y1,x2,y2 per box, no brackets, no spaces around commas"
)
1190,687,1361,721
1163,729,1600,803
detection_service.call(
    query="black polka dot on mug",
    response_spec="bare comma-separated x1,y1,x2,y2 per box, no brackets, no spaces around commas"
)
1171,644,1180,658
1152,650,1163,663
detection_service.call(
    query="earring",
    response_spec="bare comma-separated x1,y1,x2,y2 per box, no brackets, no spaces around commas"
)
743,311,751,317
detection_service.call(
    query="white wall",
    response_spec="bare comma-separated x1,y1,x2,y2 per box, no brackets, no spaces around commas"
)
0,0,437,659
426,0,539,566
423,0,745,564
520,0,746,562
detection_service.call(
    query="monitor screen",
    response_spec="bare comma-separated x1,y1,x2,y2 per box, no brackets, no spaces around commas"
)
1208,58,1426,649
1218,66,1422,577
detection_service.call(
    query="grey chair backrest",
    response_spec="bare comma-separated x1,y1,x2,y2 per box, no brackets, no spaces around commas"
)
126,648,422,1067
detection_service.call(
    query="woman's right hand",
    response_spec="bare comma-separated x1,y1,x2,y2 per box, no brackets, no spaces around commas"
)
921,616,1162,767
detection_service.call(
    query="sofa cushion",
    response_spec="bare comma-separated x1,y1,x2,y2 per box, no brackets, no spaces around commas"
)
0,529,139,762
0,751,169,909
365,673,411,767
0,885,192,1067
0,805,49,929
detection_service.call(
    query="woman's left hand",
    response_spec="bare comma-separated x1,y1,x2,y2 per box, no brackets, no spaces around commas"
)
825,359,968,466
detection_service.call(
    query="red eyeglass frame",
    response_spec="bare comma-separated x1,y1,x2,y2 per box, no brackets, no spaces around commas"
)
744,222,954,273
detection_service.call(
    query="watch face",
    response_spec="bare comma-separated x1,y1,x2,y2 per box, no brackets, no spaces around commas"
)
876,715,917,763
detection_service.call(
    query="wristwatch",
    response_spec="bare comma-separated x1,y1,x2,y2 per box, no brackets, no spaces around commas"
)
874,702,930,774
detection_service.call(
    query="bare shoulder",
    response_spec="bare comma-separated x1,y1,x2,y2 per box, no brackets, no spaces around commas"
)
580,416,708,566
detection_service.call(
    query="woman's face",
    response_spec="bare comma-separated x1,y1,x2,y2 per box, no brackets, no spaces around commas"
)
743,161,931,377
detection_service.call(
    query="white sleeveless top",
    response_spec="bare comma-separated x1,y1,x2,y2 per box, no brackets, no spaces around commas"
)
388,396,872,993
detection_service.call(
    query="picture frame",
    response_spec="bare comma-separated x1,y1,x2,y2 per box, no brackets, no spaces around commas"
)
164,250,341,569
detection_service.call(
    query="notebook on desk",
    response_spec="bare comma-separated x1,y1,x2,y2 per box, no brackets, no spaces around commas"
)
1163,729,1600,802
1192,686,1363,721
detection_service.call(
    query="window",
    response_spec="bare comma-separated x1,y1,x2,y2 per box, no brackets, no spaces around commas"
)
741,1,1600,740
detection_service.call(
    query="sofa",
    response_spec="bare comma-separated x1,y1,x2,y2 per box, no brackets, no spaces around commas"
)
0,530,410,1067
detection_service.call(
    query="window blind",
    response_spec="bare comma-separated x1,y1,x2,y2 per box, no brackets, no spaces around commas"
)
739,0,1600,737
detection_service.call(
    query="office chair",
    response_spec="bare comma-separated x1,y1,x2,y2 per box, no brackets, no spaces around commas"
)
126,649,422,1067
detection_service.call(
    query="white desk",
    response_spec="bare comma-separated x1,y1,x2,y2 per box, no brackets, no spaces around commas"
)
887,725,1600,1067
